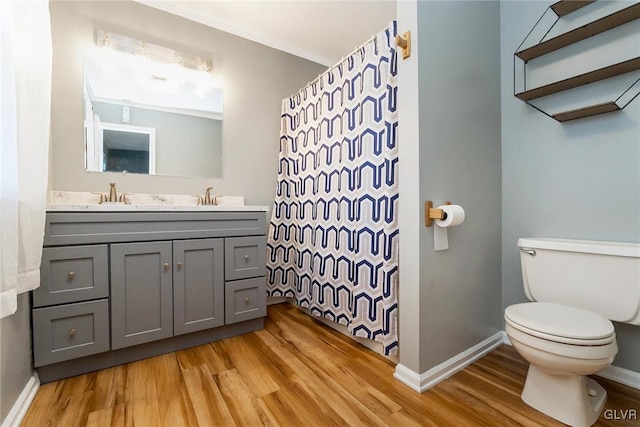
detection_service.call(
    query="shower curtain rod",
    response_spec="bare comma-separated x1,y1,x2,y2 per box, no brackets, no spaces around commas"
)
304,31,382,89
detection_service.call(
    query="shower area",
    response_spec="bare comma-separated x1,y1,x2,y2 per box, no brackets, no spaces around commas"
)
267,22,399,356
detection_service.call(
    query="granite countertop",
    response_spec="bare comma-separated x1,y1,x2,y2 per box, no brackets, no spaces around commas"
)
47,191,270,212
46,204,270,212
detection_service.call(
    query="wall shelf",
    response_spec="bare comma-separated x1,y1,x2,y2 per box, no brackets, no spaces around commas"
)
516,57,640,101
514,0,640,122
550,0,596,18
516,3,640,62
552,102,620,122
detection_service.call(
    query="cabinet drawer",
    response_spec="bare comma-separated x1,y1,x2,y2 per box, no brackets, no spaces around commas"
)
224,236,266,280
34,245,108,308
225,277,266,325
33,299,110,367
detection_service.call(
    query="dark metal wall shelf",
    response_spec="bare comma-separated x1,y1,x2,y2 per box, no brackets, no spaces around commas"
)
514,0,640,122
516,3,640,62
516,57,640,101
550,0,596,18
552,102,620,122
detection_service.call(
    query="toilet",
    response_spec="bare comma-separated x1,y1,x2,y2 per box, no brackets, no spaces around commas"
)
505,238,640,427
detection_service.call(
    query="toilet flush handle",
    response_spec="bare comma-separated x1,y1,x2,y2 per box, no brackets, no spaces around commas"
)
520,248,536,256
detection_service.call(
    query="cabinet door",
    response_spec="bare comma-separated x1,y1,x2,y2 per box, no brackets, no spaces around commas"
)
110,241,173,349
173,238,224,335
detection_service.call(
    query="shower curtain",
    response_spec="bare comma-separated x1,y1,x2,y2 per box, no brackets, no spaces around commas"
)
267,21,399,355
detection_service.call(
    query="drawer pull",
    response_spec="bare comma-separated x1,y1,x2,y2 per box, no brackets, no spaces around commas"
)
163,262,170,271
244,255,250,261
177,262,183,269
69,328,77,337
245,297,250,304
68,272,76,279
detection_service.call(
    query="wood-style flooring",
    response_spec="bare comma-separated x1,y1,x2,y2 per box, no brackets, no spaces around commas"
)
22,303,640,426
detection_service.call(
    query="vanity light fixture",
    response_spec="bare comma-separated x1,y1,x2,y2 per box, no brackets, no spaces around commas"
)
94,29,219,97
96,29,214,75
133,41,147,58
197,58,211,73
97,31,115,49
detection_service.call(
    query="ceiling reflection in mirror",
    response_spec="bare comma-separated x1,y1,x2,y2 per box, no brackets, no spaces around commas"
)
83,31,223,178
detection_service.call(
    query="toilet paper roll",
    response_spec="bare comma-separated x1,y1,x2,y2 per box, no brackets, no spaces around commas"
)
435,204,465,228
434,205,465,251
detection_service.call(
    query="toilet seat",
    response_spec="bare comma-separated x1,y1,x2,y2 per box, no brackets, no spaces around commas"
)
505,302,615,346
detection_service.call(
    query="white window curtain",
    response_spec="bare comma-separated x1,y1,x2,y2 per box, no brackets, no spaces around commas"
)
0,0,52,319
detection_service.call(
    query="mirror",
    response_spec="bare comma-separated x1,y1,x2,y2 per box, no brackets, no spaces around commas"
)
83,44,223,178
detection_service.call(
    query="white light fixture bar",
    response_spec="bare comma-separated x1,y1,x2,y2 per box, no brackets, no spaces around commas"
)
96,29,212,73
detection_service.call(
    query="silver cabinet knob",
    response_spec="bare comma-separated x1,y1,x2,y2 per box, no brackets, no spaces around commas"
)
69,328,77,336
68,272,76,279
245,297,249,304
163,262,170,270
177,262,183,269
244,255,249,261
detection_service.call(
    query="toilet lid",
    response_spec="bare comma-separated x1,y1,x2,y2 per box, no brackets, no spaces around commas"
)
505,302,615,341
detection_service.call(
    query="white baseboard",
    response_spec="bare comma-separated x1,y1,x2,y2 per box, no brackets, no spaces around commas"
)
393,363,423,392
394,331,505,393
1,373,39,427
502,330,639,391
501,330,511,345
596,365,640,391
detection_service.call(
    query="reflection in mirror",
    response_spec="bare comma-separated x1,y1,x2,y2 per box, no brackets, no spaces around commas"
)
100,123,155,174
83,31,223,178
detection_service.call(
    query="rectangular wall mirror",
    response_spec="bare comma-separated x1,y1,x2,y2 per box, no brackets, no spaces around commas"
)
83,34,223,179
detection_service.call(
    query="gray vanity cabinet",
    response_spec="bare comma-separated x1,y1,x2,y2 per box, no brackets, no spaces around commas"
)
110,241,174,349
35,211,267,383
173,238,225,335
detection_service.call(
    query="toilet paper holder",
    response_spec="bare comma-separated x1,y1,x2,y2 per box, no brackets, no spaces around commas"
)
425,200,451,227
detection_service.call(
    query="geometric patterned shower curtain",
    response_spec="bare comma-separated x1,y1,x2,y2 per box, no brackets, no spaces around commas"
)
267,21,399,356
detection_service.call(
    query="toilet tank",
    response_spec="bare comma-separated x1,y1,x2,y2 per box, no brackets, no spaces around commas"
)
518,238,640,325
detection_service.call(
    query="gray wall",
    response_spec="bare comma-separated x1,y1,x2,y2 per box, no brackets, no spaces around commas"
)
92,102,223,178
0,294,33,422
415,1,502,372
49,0,326,207
501,1,640,372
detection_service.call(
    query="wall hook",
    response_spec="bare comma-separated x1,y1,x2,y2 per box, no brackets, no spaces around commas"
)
395,31,411,60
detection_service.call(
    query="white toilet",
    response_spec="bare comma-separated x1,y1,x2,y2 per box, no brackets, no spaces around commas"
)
505,238,640,427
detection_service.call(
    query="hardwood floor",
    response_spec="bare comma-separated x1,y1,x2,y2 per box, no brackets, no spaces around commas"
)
22,303,640,426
